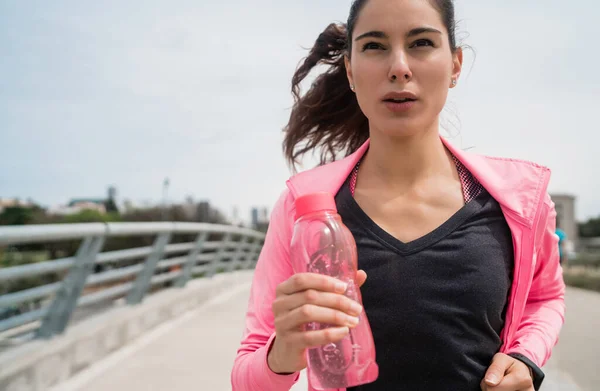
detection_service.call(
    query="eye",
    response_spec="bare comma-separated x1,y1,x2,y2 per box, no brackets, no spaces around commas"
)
411,39,434,48
361,42,385,51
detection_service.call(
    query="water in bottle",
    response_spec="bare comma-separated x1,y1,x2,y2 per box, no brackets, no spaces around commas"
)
290,192,378,390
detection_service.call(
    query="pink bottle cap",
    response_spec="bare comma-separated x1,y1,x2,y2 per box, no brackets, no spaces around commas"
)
294,192,337,220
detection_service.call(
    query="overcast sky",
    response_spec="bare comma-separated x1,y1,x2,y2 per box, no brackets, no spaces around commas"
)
1,0,597,223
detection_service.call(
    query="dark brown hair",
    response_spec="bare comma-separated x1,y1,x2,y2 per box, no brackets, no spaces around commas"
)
282,0,459,171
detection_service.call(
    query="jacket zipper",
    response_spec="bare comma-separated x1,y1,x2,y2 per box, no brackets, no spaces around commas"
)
502,172,551,352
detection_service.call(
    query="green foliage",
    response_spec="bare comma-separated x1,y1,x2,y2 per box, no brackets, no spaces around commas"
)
579,216,600,238
104,199,119,214
62,210,121,224
0,250,49,267
0,251,62,297
0,207,35,225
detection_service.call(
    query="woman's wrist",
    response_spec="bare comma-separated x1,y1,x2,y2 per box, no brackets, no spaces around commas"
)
267,338,294,375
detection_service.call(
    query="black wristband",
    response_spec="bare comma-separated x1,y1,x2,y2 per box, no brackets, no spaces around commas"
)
508,353,545,390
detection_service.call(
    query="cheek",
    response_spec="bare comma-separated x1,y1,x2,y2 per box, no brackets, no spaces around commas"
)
352,60,382,112
416,59,452,106
352,59,379,88
418,59,451,89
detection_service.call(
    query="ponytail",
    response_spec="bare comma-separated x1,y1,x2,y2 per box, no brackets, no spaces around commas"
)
282,23,369,172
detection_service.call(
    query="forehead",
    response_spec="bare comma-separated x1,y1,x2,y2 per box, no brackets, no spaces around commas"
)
353,0,445,36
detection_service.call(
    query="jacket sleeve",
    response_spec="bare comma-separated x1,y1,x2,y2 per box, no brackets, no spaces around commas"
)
507,193,566,389
231,188,301,390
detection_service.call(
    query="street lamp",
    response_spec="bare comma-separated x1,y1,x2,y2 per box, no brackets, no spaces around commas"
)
162,178,169,221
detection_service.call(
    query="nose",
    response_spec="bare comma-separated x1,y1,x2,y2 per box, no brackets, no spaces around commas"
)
387,49,412,83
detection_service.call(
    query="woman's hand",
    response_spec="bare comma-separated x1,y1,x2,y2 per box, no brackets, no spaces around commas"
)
267,270,367,374
481,353,534,391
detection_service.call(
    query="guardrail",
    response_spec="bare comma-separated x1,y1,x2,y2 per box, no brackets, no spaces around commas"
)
0,222,265,343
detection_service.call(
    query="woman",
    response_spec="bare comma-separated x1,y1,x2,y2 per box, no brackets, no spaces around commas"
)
231,0,565,390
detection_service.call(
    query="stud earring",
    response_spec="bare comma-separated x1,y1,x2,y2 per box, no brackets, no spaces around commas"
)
451,79,457,86
350,84,355,91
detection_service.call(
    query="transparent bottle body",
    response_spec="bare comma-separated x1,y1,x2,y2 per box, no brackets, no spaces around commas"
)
290,211,378,390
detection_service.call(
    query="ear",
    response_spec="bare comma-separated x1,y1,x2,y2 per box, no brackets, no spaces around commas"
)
450,47,463,88
344,55,354,90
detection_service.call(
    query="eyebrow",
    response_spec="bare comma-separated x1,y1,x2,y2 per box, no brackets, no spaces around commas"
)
354,27,442,42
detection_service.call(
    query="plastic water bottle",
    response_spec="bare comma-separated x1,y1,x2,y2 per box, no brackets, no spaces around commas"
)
290,192,379,390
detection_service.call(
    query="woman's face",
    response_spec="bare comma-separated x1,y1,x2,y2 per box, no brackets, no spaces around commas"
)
345,0,462,139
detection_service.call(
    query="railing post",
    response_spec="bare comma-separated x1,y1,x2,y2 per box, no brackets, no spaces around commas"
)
126,232,171,305
207,232,231,277
36,235,105,339
174,231,208,287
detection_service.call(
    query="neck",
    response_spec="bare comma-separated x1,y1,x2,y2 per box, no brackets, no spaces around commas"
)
360,125,453,190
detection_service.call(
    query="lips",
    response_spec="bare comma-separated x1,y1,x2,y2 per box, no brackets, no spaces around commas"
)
383,98,416,103
382,91,418,113
382,91,418,102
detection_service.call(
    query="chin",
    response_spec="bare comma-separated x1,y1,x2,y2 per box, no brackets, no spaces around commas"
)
373,118,427,139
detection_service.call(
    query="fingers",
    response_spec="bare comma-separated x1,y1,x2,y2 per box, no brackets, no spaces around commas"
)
356,270,367,288
481,354,534,391
481,372,534,390
276,303,361,331
273,289,363,316
483,353,513,387
289,326,351,349
268,271,363,375
277,273,348,296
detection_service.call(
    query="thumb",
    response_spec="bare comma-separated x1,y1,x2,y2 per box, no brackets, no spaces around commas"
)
356,270,367,288
484,353,511,386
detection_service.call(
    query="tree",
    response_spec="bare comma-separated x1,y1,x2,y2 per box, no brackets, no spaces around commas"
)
0,207,35,225
579,217,600,238
104,199,119,214
104,185,119,213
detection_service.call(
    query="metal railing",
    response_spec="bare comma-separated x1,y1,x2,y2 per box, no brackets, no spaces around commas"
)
0,222,264,343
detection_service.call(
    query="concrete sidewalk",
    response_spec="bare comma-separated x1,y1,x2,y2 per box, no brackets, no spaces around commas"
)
52,278,585,391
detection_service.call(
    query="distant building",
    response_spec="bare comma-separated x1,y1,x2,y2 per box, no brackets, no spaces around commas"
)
68,198,106,208
550,193,578,251
50,200,107,215
262,207,269,222
231,206,241,226
251,208,259,228
250,206,269,232
50,186,117,216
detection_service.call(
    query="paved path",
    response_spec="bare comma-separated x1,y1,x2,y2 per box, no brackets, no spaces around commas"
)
543,286,600,391
51,283,593,391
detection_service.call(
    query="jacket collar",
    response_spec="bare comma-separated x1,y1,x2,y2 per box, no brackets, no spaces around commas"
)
286,136,551,227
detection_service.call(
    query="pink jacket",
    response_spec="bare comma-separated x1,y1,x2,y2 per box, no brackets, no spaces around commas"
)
231,137,566,391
